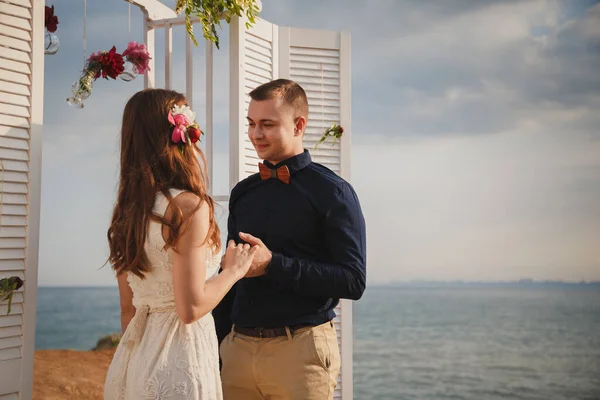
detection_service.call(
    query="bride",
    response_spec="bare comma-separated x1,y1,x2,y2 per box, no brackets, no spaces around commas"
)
103,88,256,399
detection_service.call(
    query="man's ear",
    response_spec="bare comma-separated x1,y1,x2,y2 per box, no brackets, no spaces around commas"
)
294,116,307,137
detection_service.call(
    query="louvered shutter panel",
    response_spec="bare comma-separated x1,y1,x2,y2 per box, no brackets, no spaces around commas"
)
0,0,43,398
278,26,353,400
229,17,278,187
230,18,353,400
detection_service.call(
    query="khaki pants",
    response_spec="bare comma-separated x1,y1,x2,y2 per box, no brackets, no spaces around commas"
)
220,320,341,400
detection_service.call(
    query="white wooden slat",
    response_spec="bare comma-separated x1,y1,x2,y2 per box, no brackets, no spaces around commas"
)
0,33,29,52
0,181,27,193
0,259,25,270
0,171,27,184
291,60,339,72
244,38,272,58
0,22,29,41
290,53,339,66
0,47,30,64
0,102,29,118
0,114,28,129
0,2,31,19
298,97,339,108
0,302,23,316
304,90,340,101
246,48,272,67
0,126,28,140
296,82,340,94
0,194,27,205
290,47,339,58
0,205,26,216
0,239,25,250
0,90,30,107
244,73,271,88
0,325,21,340
0,314,22,328
0,54,30,74
0,249,25,260
295,75,340,87
306,145,341,158
0,79,30,96
0,358,21,395
0,147,28,161
291,67,339,79
0,136,28,151
0,215,26,226
0,293,23,305
246,59,272,78
4,0,31,9
0,345,21,361
0,13,31,32
245,64,272,81
308,105,340,116
0,336,21,350
0,68,31,85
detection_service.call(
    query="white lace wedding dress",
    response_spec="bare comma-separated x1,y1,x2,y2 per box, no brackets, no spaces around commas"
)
104,189,223,400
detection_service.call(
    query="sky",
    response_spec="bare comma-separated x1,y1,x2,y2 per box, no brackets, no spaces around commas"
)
37,0,600,286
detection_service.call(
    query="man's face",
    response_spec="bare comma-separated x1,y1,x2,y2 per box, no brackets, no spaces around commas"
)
247,97,303,164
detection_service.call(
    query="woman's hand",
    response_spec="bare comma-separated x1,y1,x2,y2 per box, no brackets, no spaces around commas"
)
221,240,258,280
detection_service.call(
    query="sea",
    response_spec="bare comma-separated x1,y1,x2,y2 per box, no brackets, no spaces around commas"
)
35,284,600,400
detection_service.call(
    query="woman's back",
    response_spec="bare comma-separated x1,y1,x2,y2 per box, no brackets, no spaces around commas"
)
104,189,223,400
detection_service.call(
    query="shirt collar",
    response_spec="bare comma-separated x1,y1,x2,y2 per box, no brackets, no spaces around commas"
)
263,149,312,174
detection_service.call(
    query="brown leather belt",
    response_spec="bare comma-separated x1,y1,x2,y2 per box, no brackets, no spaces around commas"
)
233,323,315,338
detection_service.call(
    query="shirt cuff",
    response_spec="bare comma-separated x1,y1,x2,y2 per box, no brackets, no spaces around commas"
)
265,252,284,280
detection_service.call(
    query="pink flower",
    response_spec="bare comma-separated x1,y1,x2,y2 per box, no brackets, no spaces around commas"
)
171,126,187,143
168,111,190,143
122,41,151,74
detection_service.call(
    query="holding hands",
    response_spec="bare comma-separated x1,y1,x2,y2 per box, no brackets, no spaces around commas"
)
220,232,273,278
220,239,259,280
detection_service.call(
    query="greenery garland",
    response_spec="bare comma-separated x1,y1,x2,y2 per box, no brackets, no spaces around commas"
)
175,0,260,49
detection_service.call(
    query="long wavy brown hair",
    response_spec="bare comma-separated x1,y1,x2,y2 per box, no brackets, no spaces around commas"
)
107,88,220,278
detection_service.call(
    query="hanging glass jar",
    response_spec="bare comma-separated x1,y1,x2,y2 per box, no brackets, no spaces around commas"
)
44,28,60,55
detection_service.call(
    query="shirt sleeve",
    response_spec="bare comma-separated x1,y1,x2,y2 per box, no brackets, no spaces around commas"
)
212,209,238,345
264,182,367,300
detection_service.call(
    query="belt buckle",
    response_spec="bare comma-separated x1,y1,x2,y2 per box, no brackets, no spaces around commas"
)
258,328,263,338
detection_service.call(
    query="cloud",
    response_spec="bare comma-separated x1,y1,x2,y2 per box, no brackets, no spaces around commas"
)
37,0,600,285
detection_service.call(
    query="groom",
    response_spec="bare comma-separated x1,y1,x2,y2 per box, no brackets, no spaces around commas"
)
214,79,367,400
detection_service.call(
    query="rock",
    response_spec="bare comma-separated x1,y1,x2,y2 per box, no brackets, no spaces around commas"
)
92,333,122,351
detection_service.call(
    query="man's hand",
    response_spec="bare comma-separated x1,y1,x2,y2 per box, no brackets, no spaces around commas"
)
238,232,272,278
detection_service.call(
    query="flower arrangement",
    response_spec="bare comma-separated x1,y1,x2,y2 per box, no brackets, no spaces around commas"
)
120,41,152,82
0,276,23,315
45,5,59,32
174,0,260,49
315,123,344,149
169,104,203,153
67,42,151,108
44,5,60,54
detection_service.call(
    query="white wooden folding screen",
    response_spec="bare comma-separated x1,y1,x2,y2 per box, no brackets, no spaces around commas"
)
0,0,44,399
230,16,353,400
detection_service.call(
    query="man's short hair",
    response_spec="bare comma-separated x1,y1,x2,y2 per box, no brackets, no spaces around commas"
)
249,79,309,118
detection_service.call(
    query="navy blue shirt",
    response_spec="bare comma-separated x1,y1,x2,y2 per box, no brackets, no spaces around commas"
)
213,149,367,343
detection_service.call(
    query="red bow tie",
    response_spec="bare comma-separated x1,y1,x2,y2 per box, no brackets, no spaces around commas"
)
258,163,291,184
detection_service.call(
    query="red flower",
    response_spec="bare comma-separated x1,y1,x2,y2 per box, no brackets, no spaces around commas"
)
188,126,202,143
98,47,125,80
45,5,59,33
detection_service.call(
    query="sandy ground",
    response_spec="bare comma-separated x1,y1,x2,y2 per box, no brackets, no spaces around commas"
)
33,349,116,400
